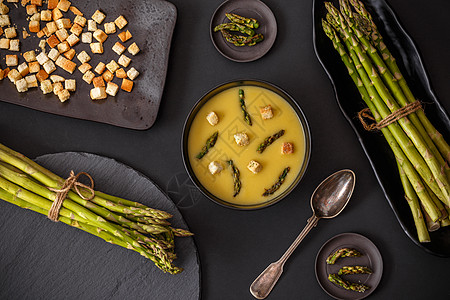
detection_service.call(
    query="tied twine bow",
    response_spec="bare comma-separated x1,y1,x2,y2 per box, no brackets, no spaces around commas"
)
358,100,423,131
47,171,95,222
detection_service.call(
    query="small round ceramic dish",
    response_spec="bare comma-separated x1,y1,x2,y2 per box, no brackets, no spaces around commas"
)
210,0,277,62
315,233,383,300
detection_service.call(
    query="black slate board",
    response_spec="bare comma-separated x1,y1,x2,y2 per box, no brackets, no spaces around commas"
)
313,0,450,256
0,152,200,299
0,0,176,130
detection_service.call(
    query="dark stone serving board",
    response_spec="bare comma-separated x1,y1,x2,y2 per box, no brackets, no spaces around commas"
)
0,0,176,130
0,152,200,299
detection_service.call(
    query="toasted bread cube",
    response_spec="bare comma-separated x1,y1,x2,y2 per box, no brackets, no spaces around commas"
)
118,30,132,42
78,62,91,74
0,38,10,49
70,23,83,36
18,62,30,76
56,56,76,73
25,74,38,88
87,19,97,31
94,62,105,74
16,78,28,92
93,29,107,43
57,89,70,102
105,60,119,73
56,18,71,29
208,161,223,175
36,69,49,82
43,60,56,74
37,29,46,38
48,48,60,61
47,34,60,48
105,81,118,96
234,132,249,146
57,41,70,53
126,67,139,80
112,41,125,55
9,39,19,51
0,27,3,37
56,0,70,12
127,42,140,56
281,142,294,154
102,69,113,82
82,70,95,84
69,5,83,16
66,33,79,46
260,105,273,120
56,28,69,41
0,15,10,27
31,0,43,5
36,52,49,65
77,50,91,63
115,68,126,79
104,22,115,34
28,61,40,73
206,111,219,126
5,27,17,39
7,69,22,83
41,9,52,21
52,8,63,20
0,68,9,80
53,82,63,94
92,76,104,88
30,12,41,21
26,4,37,15
114,15,127,29
63,48,75,60
247,160,262,174
90,42,103,54
50,75,65,83
23,50,37,62
90,87,107,100
65,79,76,92
40,79,53,94
47,0,58,9
81,32,92,43
118,55,131,68
72,15,86,28
91,10,105,24
39,39,47,50
121,78,133,92
0,3,10,14
6,54,18,67
29,20,40,32
46,21,58,34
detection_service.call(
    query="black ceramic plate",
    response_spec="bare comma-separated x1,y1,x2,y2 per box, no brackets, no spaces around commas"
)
210,0,277,62
0,0,176,130
315,233,383,300
313,0,450,256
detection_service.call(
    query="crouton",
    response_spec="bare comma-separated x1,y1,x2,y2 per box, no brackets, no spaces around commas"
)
31,0,43,6
53,82,63,94
7,69,22,83
247,160,262,174
127,42,140,55
206,111,219,126
0,3,10,14
104,22,116,34
115,68,126,79
18,62,30,76
82,70,95,84
56,18,72,29
46,34,60,48
117,30,132,42
57,89,70,102
126,67,139,80
36,69,49,82
106,60,119,73
30,12,41,22
46,21,58,34
281,142,294,154
93,29,107,43
29,20,40,33
36,52,49,65
69,6,83,16
70,23,83,36
63,48,75,60
66,33,79,46
73,15,86,27
65,79,76,92
57,41,70,53
94,62,105,74
9,39,19,51
0,38,10,49
117,54,131,68
40,79,53,94
105,81,118,96
90,42,103,54
234,132,249,146
56,28,69,41
81,32,92,43
260,105,274,120
41,10,52,21
0,15,10,27
102,70,113,82
25,74,38,88
77,51,91,63
92,76,104,88
121,78,133,92
28,61,40,73
114,15,127,30
48,48,60,61
55,56,76,73
208,161,223,175
47,0,58,9
78,63,91,74
91,10,106,24
52,8,63,20
87,19,97,31
16,78,28,92
23,50,37,62
90,87,107,100
50,75,65,83
5,27,17,39
56,0,71,12
112,41,126,55
6,54,18,67
26,4,37,15
43,60,56,74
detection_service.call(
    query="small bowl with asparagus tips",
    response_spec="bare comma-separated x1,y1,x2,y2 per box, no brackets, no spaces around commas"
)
210,0,277,62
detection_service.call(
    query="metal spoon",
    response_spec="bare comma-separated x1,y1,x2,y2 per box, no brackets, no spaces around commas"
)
249,169,356,299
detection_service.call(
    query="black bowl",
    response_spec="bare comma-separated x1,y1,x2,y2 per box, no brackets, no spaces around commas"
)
181,79,312,210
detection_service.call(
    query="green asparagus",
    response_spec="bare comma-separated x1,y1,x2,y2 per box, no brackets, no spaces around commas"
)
196,131,219,159
225,13,259,29
262,167,290,196
257,130,285,153
239,89,252,126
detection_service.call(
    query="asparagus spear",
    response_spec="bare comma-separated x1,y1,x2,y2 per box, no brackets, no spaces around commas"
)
227,160,241,197
225,13,259,29
220,30,264,46
257,130,285,153
328,274,370,293
239,89,252,126
196,131,219,159
338,266,372,275
326,247,361,264
214,22,255,36
262,167,290,196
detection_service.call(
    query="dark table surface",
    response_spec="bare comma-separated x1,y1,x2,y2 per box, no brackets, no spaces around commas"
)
1,0,450,299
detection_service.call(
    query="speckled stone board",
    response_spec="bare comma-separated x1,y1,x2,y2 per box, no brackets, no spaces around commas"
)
0,152,200,299
0,0,176,129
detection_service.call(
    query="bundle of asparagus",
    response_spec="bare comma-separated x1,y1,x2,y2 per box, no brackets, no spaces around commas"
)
0,143,193,274
321,0,450,242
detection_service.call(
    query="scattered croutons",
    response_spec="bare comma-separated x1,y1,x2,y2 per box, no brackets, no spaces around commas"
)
25,74,38,88
50,75,65,83
65,79,76,92
36,52,49,65
234,132,249,146
118,30,132,42
281,142,294,154
112,41,125,55
78,62,92,74
260,105,274,120
102,70,113,82
66,33,79,46
105,81,118,96
52,8,63,20
8,69,22,83
57,41,70,53
0,3,10,14
208,161,223,175
70,23,83,36
30,13,41,22
55,28,69,41
55,56,76,74
23,50,37,62
28,61,40,73
118,54,131,67
40,79,53,94
46,21,58,34
126,67,139,80
90,42,103,54
41,10,52,21
69,5,83,16
87,19,97,31
6,54,18,67
47,0,58,9
9,39,19,51
53,82,64,95
92,76,105,88
0,15,10,27
48,48,60,61
29,20,40,33
91,10,106,24
104,22,115,34
127,42,140,55
82,70,95,84
94,62,105,74
31,0,43,6
74,15,86,27
247,160,262,174
0,38,10,49
106,60,119,73
47,34,60,48
57,89,70,102
5,27,17,39
57,0,71,12
115,68,126,79
90,86,107,100
43,60,56,74
63,48,75,60
81,32,92,43
114,15,127,29
57,19,72,30
18,62,30,76
77,51,91,64
15,78,28,92
121,78,133,92
26,4,37,15
206,111,219,126
93,29,107,43
36,69,49,82
36,29,46,38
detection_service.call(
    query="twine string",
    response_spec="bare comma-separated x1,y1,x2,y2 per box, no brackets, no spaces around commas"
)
47,171,95,222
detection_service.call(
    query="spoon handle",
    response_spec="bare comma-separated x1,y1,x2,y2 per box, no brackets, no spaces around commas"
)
249,215,319,299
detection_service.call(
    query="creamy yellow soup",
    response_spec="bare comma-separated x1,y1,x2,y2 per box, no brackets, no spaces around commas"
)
188,85,306,206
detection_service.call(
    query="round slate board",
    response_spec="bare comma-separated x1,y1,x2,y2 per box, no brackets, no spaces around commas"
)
0,152,200,299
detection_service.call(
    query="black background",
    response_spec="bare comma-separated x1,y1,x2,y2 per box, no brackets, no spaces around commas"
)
1,0,450,299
